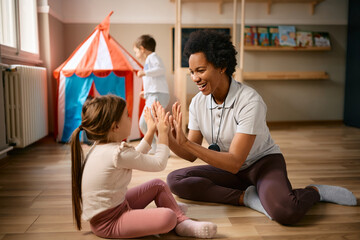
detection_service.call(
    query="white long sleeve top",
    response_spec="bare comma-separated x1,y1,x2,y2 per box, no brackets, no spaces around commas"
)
81,139,170,221
142,52,169,94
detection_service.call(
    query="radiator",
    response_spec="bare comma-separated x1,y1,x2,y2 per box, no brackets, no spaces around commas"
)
3,65,48,148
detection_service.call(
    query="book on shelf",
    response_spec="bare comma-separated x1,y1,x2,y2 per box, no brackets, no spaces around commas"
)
244,26,258,46
278,26,296,47
296,31,313,47
268,26,280,47
313,32,331,47
257,26,270,46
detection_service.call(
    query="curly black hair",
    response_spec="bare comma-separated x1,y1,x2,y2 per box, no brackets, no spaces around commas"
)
183,29,237,78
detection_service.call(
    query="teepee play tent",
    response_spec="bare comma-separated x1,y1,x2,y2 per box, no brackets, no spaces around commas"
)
53,11,144,142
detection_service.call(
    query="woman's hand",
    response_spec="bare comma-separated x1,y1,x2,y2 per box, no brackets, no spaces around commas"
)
169,103,177,140
143,107,156,133
170,102,188,146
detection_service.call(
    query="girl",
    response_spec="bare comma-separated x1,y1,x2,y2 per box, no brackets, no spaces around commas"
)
70,95,217,239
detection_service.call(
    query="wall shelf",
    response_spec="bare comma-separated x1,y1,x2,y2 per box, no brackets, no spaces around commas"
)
172,0,329,130
170,0,324,15
243,71,329,80
244,46,331,51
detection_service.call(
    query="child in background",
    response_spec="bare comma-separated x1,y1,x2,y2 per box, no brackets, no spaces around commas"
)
70,95,217,239
134,34,170,154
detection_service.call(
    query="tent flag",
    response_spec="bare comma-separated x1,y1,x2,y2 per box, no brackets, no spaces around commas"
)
54,11,144,142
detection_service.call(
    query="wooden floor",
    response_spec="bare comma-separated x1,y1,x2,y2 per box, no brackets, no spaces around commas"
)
0,123,360,240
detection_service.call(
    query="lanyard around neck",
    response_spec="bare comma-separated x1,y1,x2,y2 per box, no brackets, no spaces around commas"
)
210,95,226,146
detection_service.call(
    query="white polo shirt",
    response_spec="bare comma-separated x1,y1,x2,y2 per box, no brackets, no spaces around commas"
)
188,78,281,171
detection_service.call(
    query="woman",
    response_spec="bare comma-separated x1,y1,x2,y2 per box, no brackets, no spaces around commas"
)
166,30,357,225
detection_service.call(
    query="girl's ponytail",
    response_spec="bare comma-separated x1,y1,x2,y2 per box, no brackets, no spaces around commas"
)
70,127,84,230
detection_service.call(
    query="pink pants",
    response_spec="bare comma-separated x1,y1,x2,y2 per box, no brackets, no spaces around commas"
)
89,179,188,239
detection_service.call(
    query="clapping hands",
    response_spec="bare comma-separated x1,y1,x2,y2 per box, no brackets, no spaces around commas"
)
144,101,170,135
151,101,170,135
143,106,156,132
169,102,188,146
144,101,187,146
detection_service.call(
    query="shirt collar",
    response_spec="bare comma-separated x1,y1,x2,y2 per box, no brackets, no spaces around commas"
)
206,78,239,109
145,52,156,63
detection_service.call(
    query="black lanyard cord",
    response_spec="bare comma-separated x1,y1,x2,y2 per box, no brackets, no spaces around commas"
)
210,95,226,145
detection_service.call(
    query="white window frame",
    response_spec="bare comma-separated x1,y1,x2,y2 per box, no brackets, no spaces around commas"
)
0,0,41,65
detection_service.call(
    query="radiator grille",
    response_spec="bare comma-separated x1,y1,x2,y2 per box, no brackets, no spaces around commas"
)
3,65,48,148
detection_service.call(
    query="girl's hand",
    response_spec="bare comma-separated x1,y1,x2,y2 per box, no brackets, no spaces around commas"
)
152,102,170,135
171,102,188,146
143,107,156,133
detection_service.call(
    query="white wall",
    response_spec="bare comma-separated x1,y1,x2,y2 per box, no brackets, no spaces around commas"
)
42,0,349,123
47,0,347,25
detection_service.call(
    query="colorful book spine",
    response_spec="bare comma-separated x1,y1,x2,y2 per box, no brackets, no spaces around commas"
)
296,31,313,47
244,26,258,46
313,32,331,47
258,26,270,46
278,26,296,47
268,26,280,47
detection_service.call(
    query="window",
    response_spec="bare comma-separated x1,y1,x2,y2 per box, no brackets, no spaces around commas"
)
0,0,16,48
0,0,40,64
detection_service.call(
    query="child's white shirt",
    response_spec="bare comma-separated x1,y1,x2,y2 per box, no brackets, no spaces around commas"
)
81,139,170,221
142,52,169,94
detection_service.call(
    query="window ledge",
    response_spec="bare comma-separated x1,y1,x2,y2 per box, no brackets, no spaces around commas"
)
1,45,42,66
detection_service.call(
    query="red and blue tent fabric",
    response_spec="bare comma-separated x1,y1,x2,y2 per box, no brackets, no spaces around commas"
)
53,11,145,142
